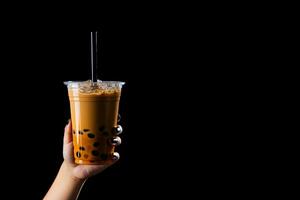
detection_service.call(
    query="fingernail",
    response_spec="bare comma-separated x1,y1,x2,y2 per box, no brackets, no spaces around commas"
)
112,156,118,161
112,125,123,135
111,137,121,146
112,153,120,161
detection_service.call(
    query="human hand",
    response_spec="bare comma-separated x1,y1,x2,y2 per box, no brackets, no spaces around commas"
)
63,120,121,180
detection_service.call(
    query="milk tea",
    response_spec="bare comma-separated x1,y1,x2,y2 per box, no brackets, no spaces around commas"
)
65,80,124,164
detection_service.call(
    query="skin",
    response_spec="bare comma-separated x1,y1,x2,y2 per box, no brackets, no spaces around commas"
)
44,121,121,200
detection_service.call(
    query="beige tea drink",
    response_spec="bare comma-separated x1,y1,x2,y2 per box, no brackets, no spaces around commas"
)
65,80,125,164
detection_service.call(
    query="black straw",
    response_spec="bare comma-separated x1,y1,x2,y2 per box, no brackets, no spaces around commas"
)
91,31,98,82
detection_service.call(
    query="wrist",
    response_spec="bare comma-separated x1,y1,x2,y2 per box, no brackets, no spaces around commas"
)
61,161,87,184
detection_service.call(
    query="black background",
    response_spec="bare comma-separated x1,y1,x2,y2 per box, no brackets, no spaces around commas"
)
0,15,202,198
0,14,200,198
0,6,272,198
0,17,138,199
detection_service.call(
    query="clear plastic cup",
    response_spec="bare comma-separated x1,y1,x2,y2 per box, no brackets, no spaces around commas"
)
64,80,125,164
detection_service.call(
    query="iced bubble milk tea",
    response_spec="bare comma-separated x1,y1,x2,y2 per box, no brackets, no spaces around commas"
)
65,80,125,164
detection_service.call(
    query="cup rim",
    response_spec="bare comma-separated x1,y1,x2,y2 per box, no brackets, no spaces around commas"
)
64,80,125,89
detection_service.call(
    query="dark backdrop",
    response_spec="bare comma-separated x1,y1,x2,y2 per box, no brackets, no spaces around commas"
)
0,19,137,199
0,7,266,198
0,16,217,199
0,16,202,198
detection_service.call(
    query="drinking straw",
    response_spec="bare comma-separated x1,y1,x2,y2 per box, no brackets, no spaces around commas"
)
91,31,98,82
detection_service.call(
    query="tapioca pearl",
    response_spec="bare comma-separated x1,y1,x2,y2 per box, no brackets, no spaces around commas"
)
88,133,95,138
99,126,105,132
83,154,88,159
100,153,108,160
79,131,84,135
72,130,75,134
76,152,81,158
92,150,99,156
93,142,100,147
79,146,85,151
83,129,90,132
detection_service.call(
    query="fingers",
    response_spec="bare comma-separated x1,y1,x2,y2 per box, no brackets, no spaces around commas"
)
63,119,122,170
111,125,122,146
112,152,120,161
73,153,120,179
112,125,123,135
63,142,75,163
64,120,72,144
63,120,75,163
111,137,122,146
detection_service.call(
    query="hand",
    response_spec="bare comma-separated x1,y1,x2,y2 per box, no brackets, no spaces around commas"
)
63,120,121,180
